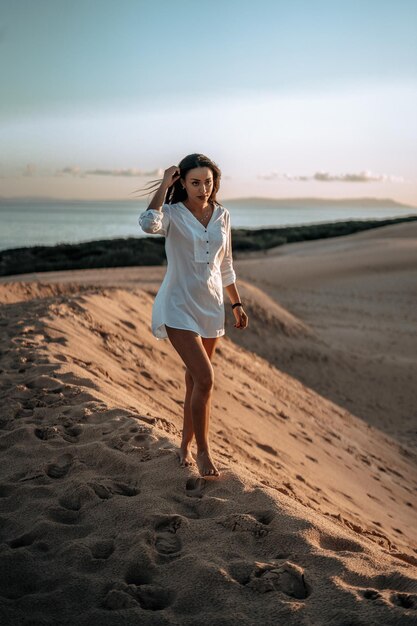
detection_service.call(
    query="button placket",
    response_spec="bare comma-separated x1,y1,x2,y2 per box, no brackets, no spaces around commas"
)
206,229,209,264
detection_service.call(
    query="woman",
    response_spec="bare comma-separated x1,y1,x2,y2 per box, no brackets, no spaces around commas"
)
138,153,248,478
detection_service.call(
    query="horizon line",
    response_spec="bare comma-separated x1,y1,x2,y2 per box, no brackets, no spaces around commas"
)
0,195,415,209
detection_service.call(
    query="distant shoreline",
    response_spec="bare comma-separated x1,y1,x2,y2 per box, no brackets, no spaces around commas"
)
1,214,417,278
0,195,415,209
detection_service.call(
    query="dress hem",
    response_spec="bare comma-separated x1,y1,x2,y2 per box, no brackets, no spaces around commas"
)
153,323,225,339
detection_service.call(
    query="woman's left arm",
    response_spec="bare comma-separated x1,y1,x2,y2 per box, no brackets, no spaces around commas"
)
221,210,248,329
225,282,240,306
225,283,249,329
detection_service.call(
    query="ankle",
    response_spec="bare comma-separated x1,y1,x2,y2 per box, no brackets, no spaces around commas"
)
197,446,211,455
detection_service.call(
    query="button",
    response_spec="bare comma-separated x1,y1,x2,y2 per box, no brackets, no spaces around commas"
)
206,240,209,243
207,262,209,264
206,251,209,254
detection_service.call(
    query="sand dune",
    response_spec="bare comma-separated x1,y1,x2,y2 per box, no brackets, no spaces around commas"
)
0,221,416,624
234,221,417,443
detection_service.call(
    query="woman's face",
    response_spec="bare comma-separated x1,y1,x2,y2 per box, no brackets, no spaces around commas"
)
182,166,214,205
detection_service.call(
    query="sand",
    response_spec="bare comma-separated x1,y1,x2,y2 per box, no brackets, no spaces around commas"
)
0,220,416,625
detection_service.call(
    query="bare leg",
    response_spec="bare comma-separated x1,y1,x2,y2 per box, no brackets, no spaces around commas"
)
180,336,220,465
165,326,221,477
178,368,195,467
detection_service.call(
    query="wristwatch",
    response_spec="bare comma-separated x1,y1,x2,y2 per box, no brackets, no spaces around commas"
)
231,302,243,309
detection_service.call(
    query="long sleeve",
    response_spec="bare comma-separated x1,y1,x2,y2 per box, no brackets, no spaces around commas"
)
138,204,170,237
220,210,237,287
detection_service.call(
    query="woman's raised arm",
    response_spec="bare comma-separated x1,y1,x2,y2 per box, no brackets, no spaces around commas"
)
138,166,180,236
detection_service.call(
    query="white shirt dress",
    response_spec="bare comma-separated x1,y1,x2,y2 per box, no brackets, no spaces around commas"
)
138,201,237,340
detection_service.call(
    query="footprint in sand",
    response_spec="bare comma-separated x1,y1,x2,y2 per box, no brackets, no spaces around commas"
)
86,481,113,500
111,480,140,497
218,513,269,538
250,509,276,526
391,592,416,609
46,453,74,479
103,581,175,611
245,560,309,599
107,431,165,462
104,558,176,611
34,423,82,443
62,423,83,443
59,482,96,511
152,513,183,534
90,539,115,560
34,425,60,440
185,477,206,498
343,563,417,604
154,533,182,558
105,435,137,454
144,515,184,563
46,507,81,525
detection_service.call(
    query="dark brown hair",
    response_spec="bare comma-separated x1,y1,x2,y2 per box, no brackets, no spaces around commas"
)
132,153,223,206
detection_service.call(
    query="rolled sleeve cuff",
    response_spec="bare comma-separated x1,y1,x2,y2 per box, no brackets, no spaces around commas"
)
138,208,168,235
221,267,236,287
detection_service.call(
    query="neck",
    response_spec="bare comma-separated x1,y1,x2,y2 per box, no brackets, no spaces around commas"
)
183,198,212,213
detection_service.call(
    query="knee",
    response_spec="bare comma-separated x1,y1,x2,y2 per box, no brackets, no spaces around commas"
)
194,367,214,393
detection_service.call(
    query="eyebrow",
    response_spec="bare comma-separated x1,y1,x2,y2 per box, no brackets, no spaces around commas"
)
191,177,212,181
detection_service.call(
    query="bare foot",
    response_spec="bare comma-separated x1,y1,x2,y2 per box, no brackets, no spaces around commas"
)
196,449,220,477
177,446,195,467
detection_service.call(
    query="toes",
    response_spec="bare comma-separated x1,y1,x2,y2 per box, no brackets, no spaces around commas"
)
203,468,219,476
180,458,194,467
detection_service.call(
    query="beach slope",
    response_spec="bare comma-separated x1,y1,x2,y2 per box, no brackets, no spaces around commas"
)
0,221,416,624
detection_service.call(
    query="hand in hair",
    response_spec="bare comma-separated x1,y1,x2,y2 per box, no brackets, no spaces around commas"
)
162,165,181,188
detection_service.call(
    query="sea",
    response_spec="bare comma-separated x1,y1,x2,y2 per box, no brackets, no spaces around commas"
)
1,197,416,252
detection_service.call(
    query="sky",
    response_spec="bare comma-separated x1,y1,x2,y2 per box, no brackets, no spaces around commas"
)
1,0,417,204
